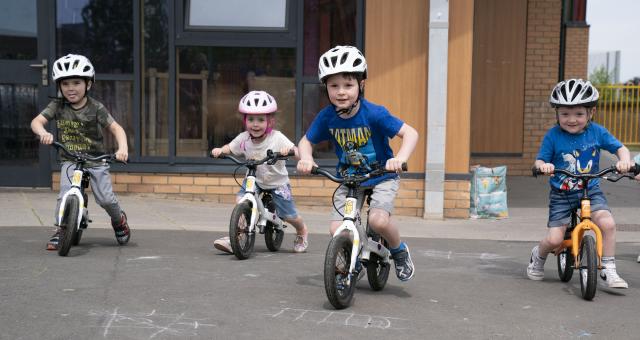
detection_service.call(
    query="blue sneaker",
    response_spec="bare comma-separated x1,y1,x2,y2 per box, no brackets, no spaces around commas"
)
391,243,415,281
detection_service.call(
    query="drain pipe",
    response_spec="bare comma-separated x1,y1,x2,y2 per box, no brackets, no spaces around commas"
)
424,0,449,219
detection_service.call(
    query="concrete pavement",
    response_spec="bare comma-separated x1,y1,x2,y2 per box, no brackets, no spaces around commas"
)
2,175,639,243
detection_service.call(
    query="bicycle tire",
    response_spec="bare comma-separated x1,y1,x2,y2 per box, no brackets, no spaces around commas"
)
264,222,284,251
556,248,574,282
58,196,79,257
366,237,390,291
324,233,356,309
71,229,83,246
578,235,597,300
229,202,255,260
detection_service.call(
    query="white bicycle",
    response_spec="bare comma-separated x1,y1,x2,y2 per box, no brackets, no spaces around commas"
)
311,161,406,309
215,150,295,260
51,141,124,256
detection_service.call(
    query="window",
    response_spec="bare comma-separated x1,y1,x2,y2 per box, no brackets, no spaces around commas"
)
176,47,295,157
186,0,288,30
0,1,37,60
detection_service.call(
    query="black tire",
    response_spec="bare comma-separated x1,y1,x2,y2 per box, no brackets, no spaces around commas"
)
58,196,79,257
578,235,597,300
264,222,284,251
366,237,390,291
71,229,83,246
229,202,255,260
324,233,356,309
556,248,574,282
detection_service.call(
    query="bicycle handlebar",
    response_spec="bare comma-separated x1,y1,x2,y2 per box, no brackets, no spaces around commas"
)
311,163,408,184
52,141,121,163
211,149,295,167
532,164,639,180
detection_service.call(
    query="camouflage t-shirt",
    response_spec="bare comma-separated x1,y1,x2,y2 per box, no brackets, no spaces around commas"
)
40,97,115,163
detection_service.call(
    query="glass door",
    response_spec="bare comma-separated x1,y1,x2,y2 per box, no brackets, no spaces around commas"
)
0,0,53,186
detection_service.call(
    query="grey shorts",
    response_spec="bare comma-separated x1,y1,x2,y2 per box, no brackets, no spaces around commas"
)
330,178,400,221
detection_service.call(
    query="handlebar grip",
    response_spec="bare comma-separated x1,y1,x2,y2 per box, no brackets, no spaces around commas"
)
310,166,319,175
531,167,543,177
209,153,227,159
632,164,640,176
287,149,296,157
401,163,408,172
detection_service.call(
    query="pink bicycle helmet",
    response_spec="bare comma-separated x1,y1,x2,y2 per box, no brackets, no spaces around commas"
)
239,91,277,136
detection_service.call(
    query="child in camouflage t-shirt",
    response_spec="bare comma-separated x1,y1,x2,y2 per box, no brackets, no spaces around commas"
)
30,54,131,250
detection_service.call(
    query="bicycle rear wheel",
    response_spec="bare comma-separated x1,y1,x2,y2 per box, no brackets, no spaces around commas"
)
578,235,597,300
264,222,284,251
366,235,390,291
229,202,255,260
324,233,356,309
58,196,79,257
556,248,574,282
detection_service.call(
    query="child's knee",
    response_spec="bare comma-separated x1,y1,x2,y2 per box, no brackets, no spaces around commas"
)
368,209,390,229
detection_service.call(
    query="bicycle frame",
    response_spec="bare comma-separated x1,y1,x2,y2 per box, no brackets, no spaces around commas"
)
57,166,86,230
238,173,286,234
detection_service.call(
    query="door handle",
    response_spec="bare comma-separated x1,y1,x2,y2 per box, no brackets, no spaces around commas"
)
29,59,48,86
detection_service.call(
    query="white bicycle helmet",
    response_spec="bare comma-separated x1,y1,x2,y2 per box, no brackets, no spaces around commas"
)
238,90,278,115
318,45,367,83
52,54,95,82
549,79,599,108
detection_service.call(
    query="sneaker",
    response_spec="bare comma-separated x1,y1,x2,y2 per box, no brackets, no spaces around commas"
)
111,211,131,245
637,254,640,263
527,246,545,281
355,260,365,281
293,234,308,253
391,243,415,281
46,228,62,250
599,268,628,289
213,236,232,254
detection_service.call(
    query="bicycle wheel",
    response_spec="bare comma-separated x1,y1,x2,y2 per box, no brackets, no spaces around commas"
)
71,229,83,246
58,196,79,257
556,248,574,282
366,236,390,291
578,235,597,300
324,233,356,309
229,202,255,260
264,222,284,251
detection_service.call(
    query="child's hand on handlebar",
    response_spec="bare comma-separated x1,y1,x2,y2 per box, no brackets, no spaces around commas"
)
280,146,296,157
537,162,555,176
385,157,406,173
211,148,225,158
615,159,634,173
115,148,128,162
297,159,316,175
38,132,54,145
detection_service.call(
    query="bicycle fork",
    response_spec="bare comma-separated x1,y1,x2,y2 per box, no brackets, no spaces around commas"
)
57,169,85,230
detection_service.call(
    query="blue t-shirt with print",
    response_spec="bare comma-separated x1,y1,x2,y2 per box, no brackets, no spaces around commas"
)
536,123,622,191
305,98,404,186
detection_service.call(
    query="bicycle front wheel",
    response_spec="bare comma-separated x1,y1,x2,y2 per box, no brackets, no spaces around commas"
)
578,235,597,300
324,233,356,309
229,202,255,260
58,196,79,257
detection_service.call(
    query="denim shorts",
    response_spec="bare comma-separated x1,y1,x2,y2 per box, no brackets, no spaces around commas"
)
237,182,298,220
547,186,610,227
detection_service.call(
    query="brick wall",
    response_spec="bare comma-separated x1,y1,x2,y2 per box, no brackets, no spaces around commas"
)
53,172,471,219
470,0,563,176
563,25,590,79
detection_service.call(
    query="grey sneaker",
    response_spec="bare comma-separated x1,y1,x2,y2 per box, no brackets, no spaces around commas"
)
527,246,545,281
599,268,628,289
391,243,415,282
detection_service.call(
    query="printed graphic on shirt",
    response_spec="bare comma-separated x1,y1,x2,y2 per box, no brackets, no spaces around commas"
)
559,146,598,190
58,119,93,152
329,126,376,171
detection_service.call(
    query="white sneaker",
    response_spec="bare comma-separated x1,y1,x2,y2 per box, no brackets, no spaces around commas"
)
527,246,545,281
599,269,628,289
213,236,232,254
293,234,308,253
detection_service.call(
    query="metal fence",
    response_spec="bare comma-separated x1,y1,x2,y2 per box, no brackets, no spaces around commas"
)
594,84,640,147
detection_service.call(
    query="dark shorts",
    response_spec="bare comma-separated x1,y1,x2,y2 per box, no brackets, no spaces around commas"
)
547,186,610,227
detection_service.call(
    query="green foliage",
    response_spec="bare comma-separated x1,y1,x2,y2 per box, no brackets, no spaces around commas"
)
589,65,613,85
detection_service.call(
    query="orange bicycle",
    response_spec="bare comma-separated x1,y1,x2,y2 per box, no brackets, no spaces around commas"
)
533,164,639,300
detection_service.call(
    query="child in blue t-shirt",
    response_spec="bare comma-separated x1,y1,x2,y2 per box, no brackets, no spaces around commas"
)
528,79,634,288
296,46,419,282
